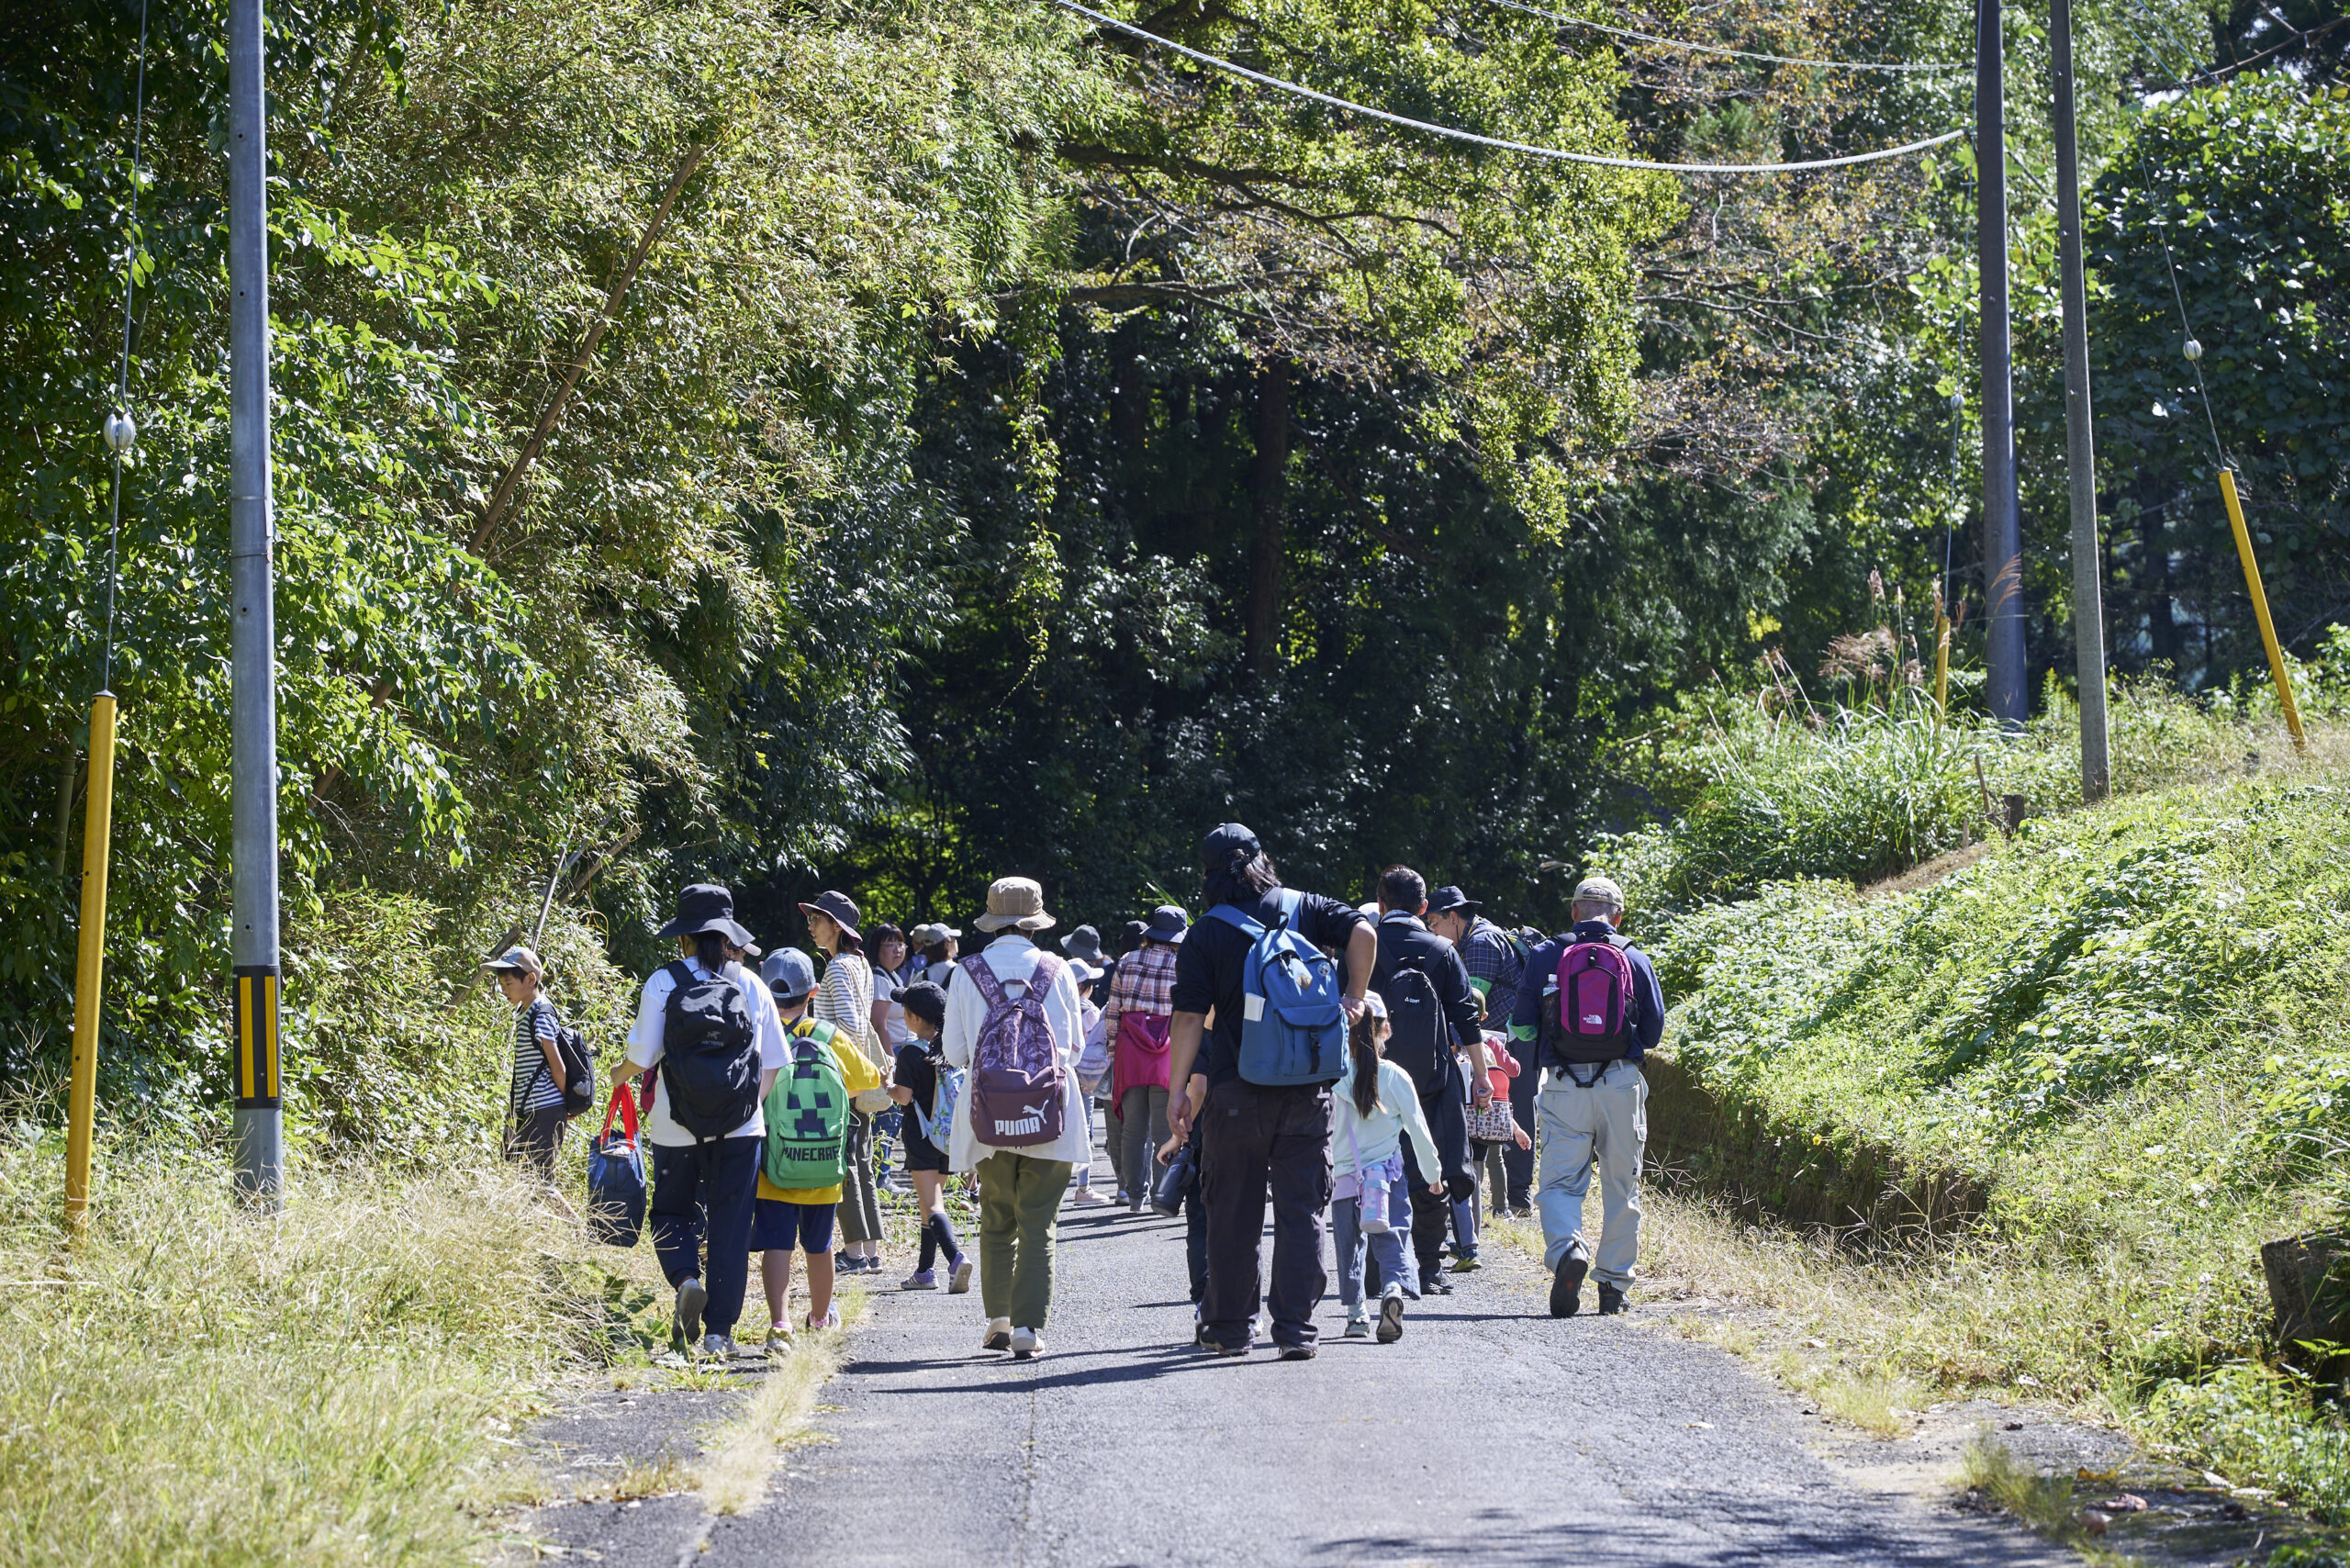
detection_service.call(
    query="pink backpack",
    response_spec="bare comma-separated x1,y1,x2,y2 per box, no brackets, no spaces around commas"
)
961,952,1069,1148
1552,935,1637,1069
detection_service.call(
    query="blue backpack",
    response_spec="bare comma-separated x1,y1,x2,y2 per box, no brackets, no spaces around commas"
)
1209,889,1348,1086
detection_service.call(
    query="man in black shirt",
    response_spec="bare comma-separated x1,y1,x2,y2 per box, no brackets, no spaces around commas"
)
1370,867,1491,1294
1168,823,1375,1359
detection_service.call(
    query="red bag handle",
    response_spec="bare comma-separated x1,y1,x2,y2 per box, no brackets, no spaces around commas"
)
599,1082,641,1143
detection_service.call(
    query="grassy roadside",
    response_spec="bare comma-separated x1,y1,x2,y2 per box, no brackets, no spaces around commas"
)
0,1127,668,1566
1606,745,2350,1523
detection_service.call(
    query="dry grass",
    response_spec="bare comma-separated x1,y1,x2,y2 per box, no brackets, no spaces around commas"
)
697,1284,867,1516
0,1129,655,1566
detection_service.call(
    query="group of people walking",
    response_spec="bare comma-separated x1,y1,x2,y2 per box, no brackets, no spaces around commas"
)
495,822,1664,1362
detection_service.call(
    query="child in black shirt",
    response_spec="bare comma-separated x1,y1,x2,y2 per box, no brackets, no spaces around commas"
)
889,982,970,1293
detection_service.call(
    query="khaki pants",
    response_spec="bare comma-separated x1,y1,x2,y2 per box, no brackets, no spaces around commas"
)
1536,1059,1647,1288
975,1150,1072,1328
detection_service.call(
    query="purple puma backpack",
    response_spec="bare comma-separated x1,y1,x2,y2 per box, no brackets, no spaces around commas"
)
961,952,1069,1148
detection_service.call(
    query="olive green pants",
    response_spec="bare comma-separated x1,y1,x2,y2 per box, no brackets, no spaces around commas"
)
975,1150,1072,1328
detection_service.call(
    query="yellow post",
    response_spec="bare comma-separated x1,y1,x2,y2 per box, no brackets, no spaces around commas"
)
2219,469,2308,753
65,691,118,1229
1933,611,1952,726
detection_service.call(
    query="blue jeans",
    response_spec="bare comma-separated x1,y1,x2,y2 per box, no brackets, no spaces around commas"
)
1332,1169,1417,1311
1450,1191,1480,1260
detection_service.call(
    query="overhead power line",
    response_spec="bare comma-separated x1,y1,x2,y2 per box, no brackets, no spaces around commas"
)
1050,0,1967,174
1483,0,1967,74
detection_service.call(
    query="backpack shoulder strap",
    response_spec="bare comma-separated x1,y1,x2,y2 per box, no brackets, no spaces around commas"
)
961,953,1010,1011
1273,886,1304,929
663,958,698,989
1207,903,1267,940
1024,951,1066,1002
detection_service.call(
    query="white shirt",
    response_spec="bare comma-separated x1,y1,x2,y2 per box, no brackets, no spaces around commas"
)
624,958,789,1147
940,935,1091,1170
874,967,913,1052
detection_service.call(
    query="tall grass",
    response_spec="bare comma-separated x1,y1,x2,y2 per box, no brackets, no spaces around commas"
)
1597,670,2336,915
0,1130,636,1566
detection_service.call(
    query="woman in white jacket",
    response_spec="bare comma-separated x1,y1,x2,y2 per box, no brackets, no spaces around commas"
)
1332,991,1444,1344
941,878,1093,1361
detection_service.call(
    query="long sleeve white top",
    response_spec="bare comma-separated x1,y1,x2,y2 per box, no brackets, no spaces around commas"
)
940,934,1092,1170
1330,1054,1440,1181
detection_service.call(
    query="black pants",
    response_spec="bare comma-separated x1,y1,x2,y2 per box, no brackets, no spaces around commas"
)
649,1136,761,1338
505,1104,565,1177
1503,1056,1539,1208
1199,1080,1331,1349
1401,1132,1451,1281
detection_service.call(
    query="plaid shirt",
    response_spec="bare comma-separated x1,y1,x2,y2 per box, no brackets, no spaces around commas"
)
1105,942,1178,1017
1460,916,1525,1034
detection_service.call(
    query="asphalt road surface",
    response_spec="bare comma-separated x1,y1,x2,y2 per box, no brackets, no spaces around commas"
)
700,1159,2068,1567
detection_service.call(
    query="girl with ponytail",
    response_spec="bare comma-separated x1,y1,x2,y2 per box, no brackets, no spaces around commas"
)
1330,991,1443,1344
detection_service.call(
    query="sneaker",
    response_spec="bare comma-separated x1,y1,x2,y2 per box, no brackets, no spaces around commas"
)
948,1256,975,1294
1450,1255,1483,1273
1377,1283,1406,1344
1423,1277,1454,1296
1344,1314,1371,1338
805,1305,841,1332
1069,1189,1109,1207
1278,1343,1316,1361
982,1318,1013,1352
765,1326,794,1355
675,1277,708,1345
1512,1206,1534,1220
1010,1326,1043,1360
1595,1282,1627,1316
1550,1255,1588,1318
901,1269,939,1291
701,1332,738,1359
1129,1198,1145,1215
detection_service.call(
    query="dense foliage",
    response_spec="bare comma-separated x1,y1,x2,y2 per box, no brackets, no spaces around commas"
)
3,0,2342,1142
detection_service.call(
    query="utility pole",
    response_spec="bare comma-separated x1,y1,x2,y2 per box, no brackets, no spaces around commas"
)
229,0,282,1205
2050,0,2110,798
1976,0,2027,727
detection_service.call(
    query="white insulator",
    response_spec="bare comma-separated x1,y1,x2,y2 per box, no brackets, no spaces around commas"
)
2183,338,2203,362
105,410,137,453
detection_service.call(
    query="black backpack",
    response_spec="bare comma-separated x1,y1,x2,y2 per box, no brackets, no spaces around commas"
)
1381,958,1451,1100
657,960,760,1140
552,1019,596,1115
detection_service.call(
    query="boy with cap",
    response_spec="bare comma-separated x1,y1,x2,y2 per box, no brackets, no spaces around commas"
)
750,946,886,1350
486,945,567,1179
1507,876,1665,1317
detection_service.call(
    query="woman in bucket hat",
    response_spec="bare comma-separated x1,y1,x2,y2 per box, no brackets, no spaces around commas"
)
941,877,1093,1360
610,883,789,1357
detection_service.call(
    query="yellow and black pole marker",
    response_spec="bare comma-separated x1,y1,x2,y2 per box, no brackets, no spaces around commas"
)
2219,469,2308,752
232,964,281,1114
63,693,118,1229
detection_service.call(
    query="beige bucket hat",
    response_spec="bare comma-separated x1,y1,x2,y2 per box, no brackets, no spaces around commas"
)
972,876,1056,933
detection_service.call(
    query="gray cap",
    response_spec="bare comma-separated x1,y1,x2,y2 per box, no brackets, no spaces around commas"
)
483,945,543,976
1572,875,1626,909
760,946,816,1001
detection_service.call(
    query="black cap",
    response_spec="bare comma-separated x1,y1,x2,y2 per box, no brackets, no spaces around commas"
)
656,883,755,947
1200,822,1261,872
900,980,947,1029
1427,885,1481,918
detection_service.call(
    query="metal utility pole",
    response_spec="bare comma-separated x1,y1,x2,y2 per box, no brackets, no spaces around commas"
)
1976,0,2027,727
229,0,282,1204
2050,0,2110,799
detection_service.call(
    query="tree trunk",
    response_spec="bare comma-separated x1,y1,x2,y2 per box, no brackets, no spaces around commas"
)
2141,474,2180,670
1245,357,1290,674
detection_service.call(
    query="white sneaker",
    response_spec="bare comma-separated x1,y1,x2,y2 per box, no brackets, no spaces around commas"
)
982,1317,1012,1352
1010,1326,1043,1360
1069,1189,1109,1207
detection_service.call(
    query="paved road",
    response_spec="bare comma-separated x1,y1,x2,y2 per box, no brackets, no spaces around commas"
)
703,1153,2067,1567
